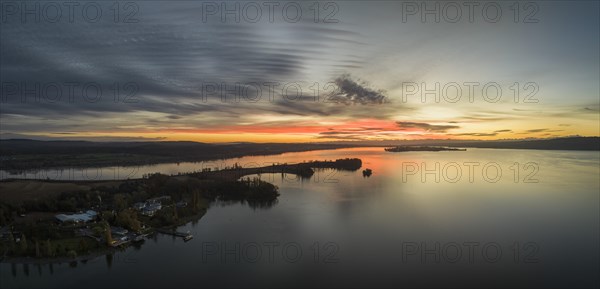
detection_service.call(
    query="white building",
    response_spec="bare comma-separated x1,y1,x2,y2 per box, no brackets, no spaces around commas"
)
55,210,98,224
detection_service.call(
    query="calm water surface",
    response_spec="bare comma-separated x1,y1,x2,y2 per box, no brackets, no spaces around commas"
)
1,148,599,288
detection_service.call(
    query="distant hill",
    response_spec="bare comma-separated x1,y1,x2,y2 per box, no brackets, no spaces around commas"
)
0,137,597,170
435,137,600,151
329,137,600,151
0,140,358,170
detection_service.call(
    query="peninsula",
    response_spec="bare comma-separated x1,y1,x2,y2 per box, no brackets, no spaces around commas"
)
0,158,362,263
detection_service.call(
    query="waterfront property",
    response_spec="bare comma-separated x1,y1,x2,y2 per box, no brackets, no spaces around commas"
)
111,227,129,236
142,203,162,217
134,195,171,216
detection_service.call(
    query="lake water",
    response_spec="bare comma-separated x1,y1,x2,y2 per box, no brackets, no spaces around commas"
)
1,148,599,288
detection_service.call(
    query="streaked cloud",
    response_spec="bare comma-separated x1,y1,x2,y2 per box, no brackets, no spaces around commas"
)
396,122,460,133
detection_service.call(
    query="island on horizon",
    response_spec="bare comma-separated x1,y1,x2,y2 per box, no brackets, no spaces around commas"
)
384,146,467,152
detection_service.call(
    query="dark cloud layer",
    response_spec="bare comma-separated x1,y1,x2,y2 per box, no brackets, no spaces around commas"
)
451,132,498,137
526,129,549,133
2,2,597,138
0,2,374,134
327,75,387,105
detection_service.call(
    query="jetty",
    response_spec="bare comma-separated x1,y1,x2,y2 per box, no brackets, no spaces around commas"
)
156,229,194,241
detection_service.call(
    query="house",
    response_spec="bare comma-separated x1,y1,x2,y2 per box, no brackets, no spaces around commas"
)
85,210,98,218
133,202,147,211
0,226,11,240
55,210,98,224
111,227,128,236
141,203,162,216
148,196,171,204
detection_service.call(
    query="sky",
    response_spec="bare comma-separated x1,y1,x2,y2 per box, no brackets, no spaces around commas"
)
1,1,599,142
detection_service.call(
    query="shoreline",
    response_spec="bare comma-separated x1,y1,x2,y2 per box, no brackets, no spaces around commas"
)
2,145,599,182
0,210,208,265
1,247,118,265
0,144,364,172
2,136,598,173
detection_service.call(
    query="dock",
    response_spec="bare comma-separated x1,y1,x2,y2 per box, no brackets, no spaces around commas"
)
156,229,193,241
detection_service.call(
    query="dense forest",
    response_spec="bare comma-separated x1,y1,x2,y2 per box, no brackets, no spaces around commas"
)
0,140,359,170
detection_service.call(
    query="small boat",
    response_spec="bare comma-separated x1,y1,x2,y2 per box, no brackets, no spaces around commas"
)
183,234,193,242
133,234,146,242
